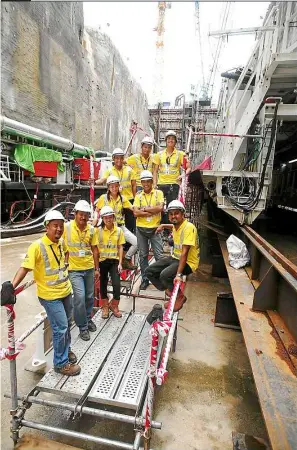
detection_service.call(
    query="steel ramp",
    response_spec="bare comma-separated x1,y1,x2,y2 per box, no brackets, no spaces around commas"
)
36,310,152,410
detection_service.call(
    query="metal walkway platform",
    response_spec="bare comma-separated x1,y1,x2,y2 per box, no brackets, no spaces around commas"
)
37,310,151,410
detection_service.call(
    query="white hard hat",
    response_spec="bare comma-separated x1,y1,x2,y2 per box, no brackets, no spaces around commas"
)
140,170,153,181
112,148,125,157
167,200,185,212
141,136,154,146
74,200,92,213
100,206,115,217
44,210,66,226
165,130,177,140
107,175,120,186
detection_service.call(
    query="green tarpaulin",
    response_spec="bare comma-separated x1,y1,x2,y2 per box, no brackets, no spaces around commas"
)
14,144,65,173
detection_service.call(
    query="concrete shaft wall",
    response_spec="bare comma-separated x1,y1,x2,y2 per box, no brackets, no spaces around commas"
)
1,2,149,152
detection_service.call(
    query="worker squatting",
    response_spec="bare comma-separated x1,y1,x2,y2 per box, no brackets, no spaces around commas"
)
1,131,199,378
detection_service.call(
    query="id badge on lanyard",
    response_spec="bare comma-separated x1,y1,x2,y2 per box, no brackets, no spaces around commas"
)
58,270,64,280
146,216,152,222
79,249,86,257
165,164,170,175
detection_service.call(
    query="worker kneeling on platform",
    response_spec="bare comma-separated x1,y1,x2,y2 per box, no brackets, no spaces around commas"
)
9,211,81,376
98,206,125,319
133,170,164,291
63,200,99,342
145,200,199,312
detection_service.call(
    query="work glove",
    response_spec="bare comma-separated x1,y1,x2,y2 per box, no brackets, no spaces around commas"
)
1,281,16,306
146,303,163,325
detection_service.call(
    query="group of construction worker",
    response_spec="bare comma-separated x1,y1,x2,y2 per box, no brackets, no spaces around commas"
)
1,130,199,378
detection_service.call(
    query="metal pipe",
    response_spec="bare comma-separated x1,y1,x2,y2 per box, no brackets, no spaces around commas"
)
1,116,90,153
209,25,278,37
5,395,162,429
133,431,142,450
21,420,134,449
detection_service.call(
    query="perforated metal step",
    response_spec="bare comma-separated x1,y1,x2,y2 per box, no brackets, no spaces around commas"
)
88,314,148,408
37,311,129,397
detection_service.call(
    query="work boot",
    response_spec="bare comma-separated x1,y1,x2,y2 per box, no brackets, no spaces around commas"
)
164,292,187,312
173,292,187,312
101,299,109,319
140,279,150,290
109,299,122,318
68,349,77,365
54,362,81,376
80,330,90,341
88,319,97,332
122,258,137,270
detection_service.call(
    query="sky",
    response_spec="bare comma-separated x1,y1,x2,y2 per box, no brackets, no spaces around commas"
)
83,1,270,107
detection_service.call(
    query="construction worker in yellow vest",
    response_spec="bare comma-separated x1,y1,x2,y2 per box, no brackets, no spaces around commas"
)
98,206,125,319
95,148,137,233
146,200,199,312
95,148,137,201
10,210,81,376
63,200,99,342
126,136,154,192
93,175,137,270
153,130,191,225
133,170,164,290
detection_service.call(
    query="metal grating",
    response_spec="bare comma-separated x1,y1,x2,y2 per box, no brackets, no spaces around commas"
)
37,312,129,396
88,314,146,406
115,322,151,408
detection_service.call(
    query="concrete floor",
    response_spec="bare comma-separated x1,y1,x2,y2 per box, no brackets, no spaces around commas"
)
1,234,267,450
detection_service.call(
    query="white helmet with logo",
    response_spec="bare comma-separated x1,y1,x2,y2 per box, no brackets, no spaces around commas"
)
141,136,154,146
44,210,66,226
112,148,125,157
165,130,177,140
167,200,185,212
73,200,92,213
100,206,115,217
107,175,120,186
140,170,153,181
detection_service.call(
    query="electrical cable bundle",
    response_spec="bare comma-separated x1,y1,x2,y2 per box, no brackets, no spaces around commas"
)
224,102,279,214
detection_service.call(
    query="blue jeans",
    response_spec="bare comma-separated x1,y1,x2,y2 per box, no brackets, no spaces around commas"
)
39,294,73,368
69,268,95,332
136,227,163,282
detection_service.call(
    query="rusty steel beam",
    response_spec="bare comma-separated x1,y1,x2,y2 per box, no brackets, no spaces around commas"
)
243,226,297,280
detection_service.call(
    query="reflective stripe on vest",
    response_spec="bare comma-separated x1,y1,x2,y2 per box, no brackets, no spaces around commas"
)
98,227,121,258
173,224,191,259
134,155,153,171
159,150,181,175
38,240,69,286
66,222,94,256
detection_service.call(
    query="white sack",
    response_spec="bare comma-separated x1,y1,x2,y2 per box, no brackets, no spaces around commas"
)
226,234,250,269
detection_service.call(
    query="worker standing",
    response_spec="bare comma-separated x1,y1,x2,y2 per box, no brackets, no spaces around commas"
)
98,206,125,319
7,211,81,376
126,136,154,192
93,175,137,270
145,200,199,311
63,200,99,341
95,148,137,232
133,170,164,290
153,130,191,224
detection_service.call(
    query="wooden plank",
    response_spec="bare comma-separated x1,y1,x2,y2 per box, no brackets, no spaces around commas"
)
15,434,82,450
220,240,297,450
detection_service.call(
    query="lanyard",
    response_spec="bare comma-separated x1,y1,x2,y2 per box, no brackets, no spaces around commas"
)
50,245,63,268
76,228,88,247
114,168,123,182
110,196,122,213
142,192,153,207
140,155,150,170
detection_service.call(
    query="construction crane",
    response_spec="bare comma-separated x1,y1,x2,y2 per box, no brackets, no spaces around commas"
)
152,2,171,106
195,2,232,102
